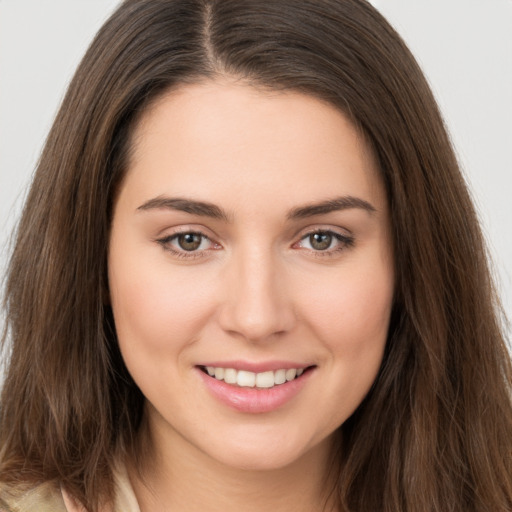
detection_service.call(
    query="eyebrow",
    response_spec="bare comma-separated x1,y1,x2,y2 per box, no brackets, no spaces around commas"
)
136,195,376,221
137,196,230,221
287,196,376,219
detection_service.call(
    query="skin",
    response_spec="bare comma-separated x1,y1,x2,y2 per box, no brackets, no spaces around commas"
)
108,79,394,512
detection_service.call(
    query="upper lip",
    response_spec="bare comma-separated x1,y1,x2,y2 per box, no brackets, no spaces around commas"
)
196,360,314,373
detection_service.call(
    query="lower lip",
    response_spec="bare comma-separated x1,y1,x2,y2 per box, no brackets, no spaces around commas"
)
197,368,313,414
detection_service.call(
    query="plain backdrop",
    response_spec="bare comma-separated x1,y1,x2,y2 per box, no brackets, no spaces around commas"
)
1,1,511,341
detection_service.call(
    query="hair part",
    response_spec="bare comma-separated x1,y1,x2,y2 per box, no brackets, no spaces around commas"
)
1,1,511,510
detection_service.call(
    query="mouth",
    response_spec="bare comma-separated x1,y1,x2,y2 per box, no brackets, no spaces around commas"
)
199,365,314,389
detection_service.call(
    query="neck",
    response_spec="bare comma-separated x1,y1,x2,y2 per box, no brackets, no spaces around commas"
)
128,413,341,512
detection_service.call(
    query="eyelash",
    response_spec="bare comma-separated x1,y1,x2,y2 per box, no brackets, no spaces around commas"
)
155,229,354,260
155,230,219,260
294,230,355,257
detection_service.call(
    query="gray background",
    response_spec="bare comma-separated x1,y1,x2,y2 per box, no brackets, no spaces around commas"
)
1,1,511,341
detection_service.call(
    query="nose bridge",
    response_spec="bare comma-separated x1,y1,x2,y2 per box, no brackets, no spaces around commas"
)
219,242,294,341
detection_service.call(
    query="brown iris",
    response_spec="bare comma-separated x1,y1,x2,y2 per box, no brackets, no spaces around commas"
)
309,232,332,250
178,233,202,251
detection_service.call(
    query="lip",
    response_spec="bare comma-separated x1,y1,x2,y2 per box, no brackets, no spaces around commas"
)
196,364,315,414
196,360,310,373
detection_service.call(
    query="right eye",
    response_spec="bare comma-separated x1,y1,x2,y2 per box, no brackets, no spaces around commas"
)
156,231,221,258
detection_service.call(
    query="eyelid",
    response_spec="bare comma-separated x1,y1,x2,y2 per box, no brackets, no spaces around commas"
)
154,223,218,239
292,224,353,243
154,225,354,260
292,227,355,255
154,226,222,259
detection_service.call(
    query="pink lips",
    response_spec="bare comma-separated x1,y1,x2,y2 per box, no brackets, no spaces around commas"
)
196,363,313,414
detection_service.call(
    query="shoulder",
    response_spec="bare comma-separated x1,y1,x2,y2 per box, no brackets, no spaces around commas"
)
0,480,67,512
0,462,139,512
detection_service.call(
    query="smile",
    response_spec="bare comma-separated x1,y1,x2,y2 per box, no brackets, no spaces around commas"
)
202,366,306,389
198,364,315,413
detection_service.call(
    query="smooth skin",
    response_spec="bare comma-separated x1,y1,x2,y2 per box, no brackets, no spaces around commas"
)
108,79,395,512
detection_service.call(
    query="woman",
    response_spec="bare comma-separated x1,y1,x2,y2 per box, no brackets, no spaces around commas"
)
1,0,511,511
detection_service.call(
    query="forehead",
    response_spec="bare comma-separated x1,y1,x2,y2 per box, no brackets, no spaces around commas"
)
122,79,385,215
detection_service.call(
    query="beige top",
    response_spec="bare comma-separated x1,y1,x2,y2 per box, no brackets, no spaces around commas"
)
0,464,140,512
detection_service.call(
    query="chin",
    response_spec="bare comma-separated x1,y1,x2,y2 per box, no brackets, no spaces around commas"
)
200,427,335,473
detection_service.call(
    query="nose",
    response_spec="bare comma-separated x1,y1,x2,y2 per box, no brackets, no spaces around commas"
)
217,247,296,342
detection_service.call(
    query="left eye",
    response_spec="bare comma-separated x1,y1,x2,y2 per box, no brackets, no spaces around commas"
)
175,233,206,251
297,231,352,252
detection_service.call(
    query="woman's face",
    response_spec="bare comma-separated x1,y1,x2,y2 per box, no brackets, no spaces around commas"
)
108,80,394,471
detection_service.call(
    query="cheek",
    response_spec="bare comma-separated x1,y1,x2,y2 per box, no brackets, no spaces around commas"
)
302,261,393,424
297,254,394,361
108,250,217,358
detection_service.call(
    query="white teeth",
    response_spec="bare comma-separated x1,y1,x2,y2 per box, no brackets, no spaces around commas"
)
256,371,275,388
285,368,297,381
237,370,256,388
274,369,286,385
224,368,237,384
204,366,307,388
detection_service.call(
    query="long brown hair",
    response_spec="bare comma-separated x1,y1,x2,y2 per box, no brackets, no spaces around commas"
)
1,1,511,510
